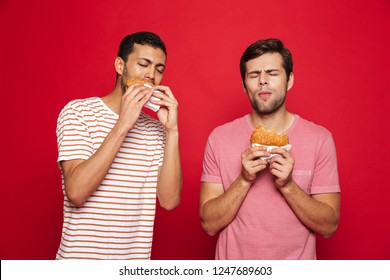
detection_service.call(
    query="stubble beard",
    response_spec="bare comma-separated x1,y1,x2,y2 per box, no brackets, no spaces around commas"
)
251,93,287,116
121,67,130,94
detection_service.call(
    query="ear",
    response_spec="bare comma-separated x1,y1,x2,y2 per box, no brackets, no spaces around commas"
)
115,57,125,76
287,72,294,91
242,80,248,94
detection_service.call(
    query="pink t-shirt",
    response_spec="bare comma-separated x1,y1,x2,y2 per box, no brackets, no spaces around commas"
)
201,114,340,259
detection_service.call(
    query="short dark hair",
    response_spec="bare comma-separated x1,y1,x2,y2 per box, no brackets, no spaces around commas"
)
240,38,293,83
117,32,167,61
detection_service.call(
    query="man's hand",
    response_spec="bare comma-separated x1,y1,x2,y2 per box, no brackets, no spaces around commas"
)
241,146,269,183
118,83,154,131
153,85,178,132
269,148,295,188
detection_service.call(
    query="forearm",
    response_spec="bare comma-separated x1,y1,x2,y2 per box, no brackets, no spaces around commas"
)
279,181,340,237
157,130,182,210
64,123,128,207
200,175,251,236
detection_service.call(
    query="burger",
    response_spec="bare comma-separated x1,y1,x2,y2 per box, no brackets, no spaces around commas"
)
250,125,291,160
250,125,289,147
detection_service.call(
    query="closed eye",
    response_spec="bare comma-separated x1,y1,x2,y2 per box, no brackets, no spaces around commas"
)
266,70,280,76
156,68,164,74
247,71,260,78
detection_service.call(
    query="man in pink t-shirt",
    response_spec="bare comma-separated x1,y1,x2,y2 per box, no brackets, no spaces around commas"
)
200,38,340,259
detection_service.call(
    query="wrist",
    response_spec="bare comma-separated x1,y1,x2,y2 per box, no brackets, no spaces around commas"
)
113,120,131,137
238,174,253,188
165,127,179,135
278,179,295,193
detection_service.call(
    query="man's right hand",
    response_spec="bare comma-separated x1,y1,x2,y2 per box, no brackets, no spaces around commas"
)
240,146,270,183
118,83,154,131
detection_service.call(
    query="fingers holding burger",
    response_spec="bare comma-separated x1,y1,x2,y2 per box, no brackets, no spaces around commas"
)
125,77,161,112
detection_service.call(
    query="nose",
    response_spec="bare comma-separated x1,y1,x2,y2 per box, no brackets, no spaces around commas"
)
259,72,268,86
144,67,155,83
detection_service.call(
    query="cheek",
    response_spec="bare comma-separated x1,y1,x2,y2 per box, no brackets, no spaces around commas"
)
246,84,259,96
154,74,164,85
244,79,256,92
125,65,143,77
272,77,287,87
122,67,128,77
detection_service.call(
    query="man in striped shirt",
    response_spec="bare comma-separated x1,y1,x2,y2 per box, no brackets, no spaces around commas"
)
56,32,182,259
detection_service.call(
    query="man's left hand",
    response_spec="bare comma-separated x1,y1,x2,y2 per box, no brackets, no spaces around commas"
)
153,85,178,132
268,148,295,189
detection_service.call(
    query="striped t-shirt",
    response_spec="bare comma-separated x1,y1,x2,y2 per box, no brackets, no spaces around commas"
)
56,97,165,259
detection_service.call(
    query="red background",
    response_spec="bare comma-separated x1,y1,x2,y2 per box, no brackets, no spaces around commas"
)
1,0,389,260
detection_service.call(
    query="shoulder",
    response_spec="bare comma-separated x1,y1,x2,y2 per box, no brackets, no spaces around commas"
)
291,115,336,155
206,115,250,151
57,97,104,130
58,97,104,120
59,97,101,114
294,115,332,139
209,115,248,139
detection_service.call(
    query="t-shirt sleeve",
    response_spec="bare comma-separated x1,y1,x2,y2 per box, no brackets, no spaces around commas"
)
56,103,94,163
311,133,340,194
201,133,223,184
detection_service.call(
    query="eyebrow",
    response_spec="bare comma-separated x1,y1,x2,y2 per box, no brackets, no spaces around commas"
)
139,58,166,68
265,69,279,72
247,69,279,75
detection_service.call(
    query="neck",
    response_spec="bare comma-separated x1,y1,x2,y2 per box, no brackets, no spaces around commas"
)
101,80,123,114
250,109,294,133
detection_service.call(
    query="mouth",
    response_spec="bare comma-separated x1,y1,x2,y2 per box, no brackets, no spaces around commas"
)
257,90,272,99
